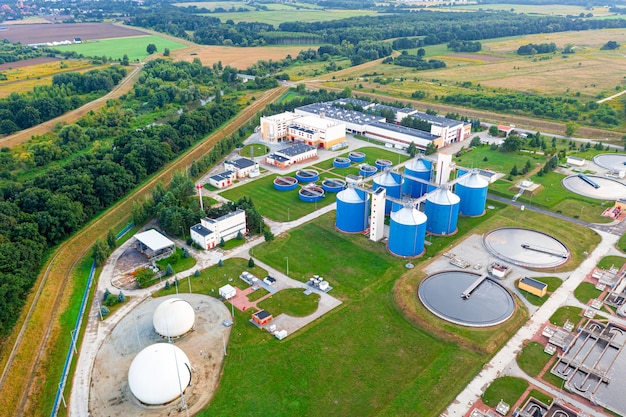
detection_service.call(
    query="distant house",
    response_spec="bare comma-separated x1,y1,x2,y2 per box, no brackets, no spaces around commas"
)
265,143,317,169
566,156,585,167
252,310,273,326
73,37,82,43
208,171,235,189
224,157,259,178
190,209,247,250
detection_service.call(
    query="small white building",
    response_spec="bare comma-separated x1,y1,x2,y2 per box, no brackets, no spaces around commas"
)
208,171,235,189
219,284,236,300
567,156,586,167
190,209,247,249
224,157,259,178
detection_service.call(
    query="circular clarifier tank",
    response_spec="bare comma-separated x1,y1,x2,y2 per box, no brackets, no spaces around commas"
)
296,169,319,183
483,227,570,269
273,176,298,191
349,151,366,163
299,185,324,202
375,159,393,171
322,178,346,192
419,270,515,327
593,153,626,171
359,164,377,177
333,157,351,168
562,174,626,200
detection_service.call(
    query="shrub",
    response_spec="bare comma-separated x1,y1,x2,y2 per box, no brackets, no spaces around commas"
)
104,293,118,306
166,264,174,276
248,258,255,267
100,306,110,318
118,291,126,303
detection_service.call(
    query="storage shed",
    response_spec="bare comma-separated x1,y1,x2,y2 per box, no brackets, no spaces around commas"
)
134,230,175,259
252,309,273,326
518,277,548,297
219,284,236,300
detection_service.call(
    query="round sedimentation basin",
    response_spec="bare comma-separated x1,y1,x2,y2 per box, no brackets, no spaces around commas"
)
562,175,626,200
273,176,298,191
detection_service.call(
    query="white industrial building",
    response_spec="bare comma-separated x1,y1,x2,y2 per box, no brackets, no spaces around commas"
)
224,157,259,178
127,343,192,405
219,284,236,300
265,143,318,168
190,209,247,250
134,229,175,259
153,298,196,339
365,121,442,151
260,111,346,149
208,171,235,189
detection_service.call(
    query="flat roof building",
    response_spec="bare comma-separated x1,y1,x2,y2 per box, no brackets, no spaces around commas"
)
519,277,548,297
224,157,259,178
266,143,317,168
190,209,246,250
134,230,175,259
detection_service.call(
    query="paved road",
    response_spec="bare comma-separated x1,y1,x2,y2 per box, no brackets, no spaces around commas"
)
441,230,619,417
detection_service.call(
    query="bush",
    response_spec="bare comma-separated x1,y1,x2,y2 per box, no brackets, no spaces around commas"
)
194,269,201,277
118,291,126,303
100,306,110,318
218,259,224,267
166,264,174,276
165,280,171,290
104,293,118,306
135,267,156,288
248,258,255,267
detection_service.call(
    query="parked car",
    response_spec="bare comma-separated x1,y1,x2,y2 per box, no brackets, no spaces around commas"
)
264,276,276,286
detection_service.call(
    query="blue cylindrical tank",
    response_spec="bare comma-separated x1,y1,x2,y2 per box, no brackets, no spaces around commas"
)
348,151,366,163
299,185,324,202
360,164,377,177
425,188,460,235
336,187,370,233
273,176,298,191
388,206,427,257
403,158,432,198
333,157,351,169
296,169,319,183
455,171,488,217
373,171,403,214
322,178,346,193
375,159,393,171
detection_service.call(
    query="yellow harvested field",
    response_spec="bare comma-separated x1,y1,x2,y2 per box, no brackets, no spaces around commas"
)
0,61,100,97
172,44,312,69
482,28,626,52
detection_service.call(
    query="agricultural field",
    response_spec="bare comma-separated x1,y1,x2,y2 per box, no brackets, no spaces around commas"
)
173,1,323,11
0,22,146,44
173,44,315,70
51,35,187,62
322,28,626,102
205,9,379,25
0,60,100,97
449,4,614,17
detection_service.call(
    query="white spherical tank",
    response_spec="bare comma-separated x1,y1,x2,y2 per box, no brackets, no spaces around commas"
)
153,298,195,338
128,343,192,405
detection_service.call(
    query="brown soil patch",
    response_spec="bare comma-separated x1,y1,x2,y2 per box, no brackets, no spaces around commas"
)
0,23,146,44
448,53,505,62
0,56,59,71
90,294,231,417
172,45,310,69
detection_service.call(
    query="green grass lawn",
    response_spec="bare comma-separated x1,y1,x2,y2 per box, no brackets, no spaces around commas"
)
257,288,320,316
482,376,529,408
517,276,562,306
240,144,269,157
455,145,545,175
154,257,267,295
597,255,626,270
523,389,553,407
156,247,197,273
517,341,553,377
574,281,602,304
219,171,336,222
246,287,269,302
549,306,582,327
52,35,187,62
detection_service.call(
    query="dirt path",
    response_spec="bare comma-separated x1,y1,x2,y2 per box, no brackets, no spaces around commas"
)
0,85,288,417
0,64,143,149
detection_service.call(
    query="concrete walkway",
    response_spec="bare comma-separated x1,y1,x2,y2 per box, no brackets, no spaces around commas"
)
441,229,619,417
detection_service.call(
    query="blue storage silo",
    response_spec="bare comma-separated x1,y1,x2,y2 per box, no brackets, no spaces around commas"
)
296,169,319,183
273,176,298,191
333,157,351,169
299,185,325,202
388,206,427,257
403,158,432,198
375,159,393,171
360,164,377,177
425,188,460,235
349,151,366,163
455,171,488,217
322,178,346,193
373,170,403,214
336,187,370,233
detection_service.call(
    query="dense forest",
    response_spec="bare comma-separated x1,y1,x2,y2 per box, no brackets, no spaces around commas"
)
0,66,127,134
0,58,277,336
0,41,43,65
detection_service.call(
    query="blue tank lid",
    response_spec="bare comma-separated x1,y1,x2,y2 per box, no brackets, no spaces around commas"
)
458,171,488,188
337,187,367,203
391,206,427,226
427,188,460,205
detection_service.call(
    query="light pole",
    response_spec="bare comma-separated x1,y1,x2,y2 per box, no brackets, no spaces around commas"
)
187,275,192,293
285,256,289,276
288,207,290,221
580,206,584,219
70,329,78,355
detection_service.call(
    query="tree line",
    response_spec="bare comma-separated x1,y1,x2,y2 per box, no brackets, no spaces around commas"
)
0,58,272,336
0,65,126,134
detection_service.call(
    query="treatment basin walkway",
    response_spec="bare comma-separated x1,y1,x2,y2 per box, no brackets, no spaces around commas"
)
440,229,619,417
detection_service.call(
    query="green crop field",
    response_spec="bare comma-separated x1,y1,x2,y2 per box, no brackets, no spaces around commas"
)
449,4,613,17
51,35,187,62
